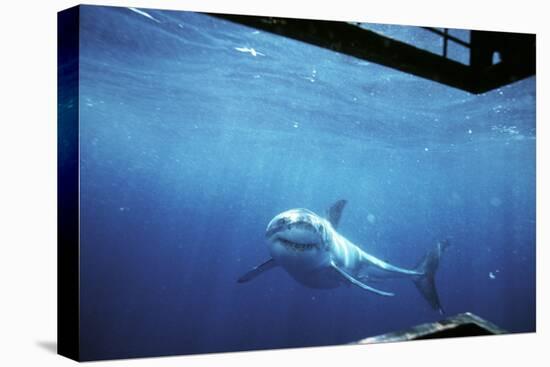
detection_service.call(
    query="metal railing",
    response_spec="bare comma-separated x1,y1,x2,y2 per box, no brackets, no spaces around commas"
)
422,27,470,59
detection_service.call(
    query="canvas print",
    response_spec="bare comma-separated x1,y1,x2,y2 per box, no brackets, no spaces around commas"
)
57,4,536,361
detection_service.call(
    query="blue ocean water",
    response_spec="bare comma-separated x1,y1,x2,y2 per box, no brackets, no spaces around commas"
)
74,5,536,360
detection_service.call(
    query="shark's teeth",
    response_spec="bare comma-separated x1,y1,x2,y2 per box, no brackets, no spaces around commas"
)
279,239,319,252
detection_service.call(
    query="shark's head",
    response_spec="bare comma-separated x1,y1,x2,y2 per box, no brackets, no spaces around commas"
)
265,208,332,269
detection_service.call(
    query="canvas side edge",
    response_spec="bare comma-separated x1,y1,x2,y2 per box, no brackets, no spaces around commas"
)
57,5,81,362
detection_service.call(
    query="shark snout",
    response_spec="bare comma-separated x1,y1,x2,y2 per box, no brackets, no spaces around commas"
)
265,219,288,239
266,219,318,240
265,209,329,254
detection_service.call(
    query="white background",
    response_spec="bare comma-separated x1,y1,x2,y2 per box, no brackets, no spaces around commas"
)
0,0,547,365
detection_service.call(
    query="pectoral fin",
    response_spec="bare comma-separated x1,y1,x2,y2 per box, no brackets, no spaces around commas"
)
238,258,277,283
331,261,394,296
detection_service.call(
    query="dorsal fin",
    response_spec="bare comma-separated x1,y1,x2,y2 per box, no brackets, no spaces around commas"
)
326,199,347,229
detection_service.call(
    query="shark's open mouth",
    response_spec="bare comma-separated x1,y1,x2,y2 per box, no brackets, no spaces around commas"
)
278,238,320,252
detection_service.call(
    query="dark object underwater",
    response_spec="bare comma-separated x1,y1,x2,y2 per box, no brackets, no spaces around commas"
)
353,312,506,344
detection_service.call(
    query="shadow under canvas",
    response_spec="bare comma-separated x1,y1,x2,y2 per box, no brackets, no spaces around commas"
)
36,341,57,354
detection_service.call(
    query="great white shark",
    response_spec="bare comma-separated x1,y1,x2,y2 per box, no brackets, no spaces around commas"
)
238,200,450,313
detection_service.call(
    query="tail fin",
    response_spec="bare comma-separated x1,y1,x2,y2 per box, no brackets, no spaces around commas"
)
413,239,450,314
